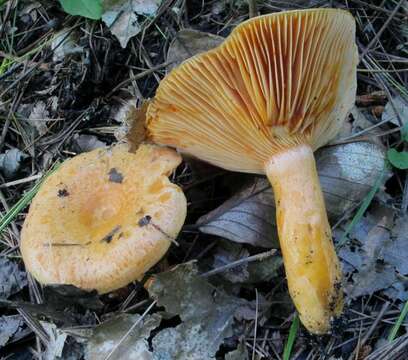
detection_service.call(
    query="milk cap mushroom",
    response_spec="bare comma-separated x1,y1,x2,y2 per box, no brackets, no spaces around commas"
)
146,9,358,333
21,144,186,294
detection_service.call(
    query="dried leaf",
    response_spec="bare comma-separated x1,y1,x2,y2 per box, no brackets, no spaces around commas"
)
86,313,160,360
51,29,83,62
0,257,27,299
0,148,27,179
347,106,382,143
167,30,224,71
246,255,282,284
347,263,397,299
212,241,282,284
71,134,106,153
198,142,386,248
340,207,399,298
147,262,255,359
383,279,408,302
382,95,408,126
225,342,249,360
213,243,250,283
27,101,49,136
43,285,104,311
102,0,161,48
42,322,68,360
0,315,25,348
383,216,408,275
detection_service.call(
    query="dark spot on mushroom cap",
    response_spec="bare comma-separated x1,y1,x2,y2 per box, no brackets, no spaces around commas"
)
101,226,121,243
58,189,69,197
108,168,123,183
138,215,152,227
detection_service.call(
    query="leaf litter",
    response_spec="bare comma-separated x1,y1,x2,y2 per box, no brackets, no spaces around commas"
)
102,0,162,48
86,313,161,359
147,262,256,359
0,257,27,299
84,262,257,359
0,315,26,348
0,148,27,179
2,1,408,359
339,206,408,300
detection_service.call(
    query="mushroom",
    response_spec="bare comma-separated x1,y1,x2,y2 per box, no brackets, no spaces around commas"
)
21,144,186,294
146,9,358,333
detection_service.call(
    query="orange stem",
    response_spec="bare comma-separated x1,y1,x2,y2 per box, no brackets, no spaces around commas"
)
265,144,343,334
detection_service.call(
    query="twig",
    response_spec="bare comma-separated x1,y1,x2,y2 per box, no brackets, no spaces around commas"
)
248,0,258,18
17,308,50,346
103,300,157,360
360,0,406,60
0,174,42,188
361,301,390,345
252,288,259,360
106,62,170,98
200,249,276,278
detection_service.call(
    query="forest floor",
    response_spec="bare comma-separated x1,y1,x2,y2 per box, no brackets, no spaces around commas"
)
1,0,408,359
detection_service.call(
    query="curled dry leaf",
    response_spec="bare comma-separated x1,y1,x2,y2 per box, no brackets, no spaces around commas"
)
198,142,386,248
382,95,408,127
225,342,249,360
86,313,161,360
212,242,282,284
102,0,162,48
340,208,408,299
0,315,25,348
0,148,27,179
342,209,395,298
0,257,27,299
41,321,68,360
383,216,408,275
27,101,49,136
51,28,83,62
146,262,255,359
167,29,224,71
71,134,106,153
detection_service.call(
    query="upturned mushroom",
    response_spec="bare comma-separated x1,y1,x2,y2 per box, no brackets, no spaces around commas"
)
21,144,186,294
146,9,358,333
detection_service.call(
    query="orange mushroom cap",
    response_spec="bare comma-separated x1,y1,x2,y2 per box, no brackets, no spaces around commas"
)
21,144,186,294
146,8,358,173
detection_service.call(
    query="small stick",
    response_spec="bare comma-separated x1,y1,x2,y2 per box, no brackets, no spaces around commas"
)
103,300,157,360
138,215,179,246
0,174,43,188
248,0,258,18
200,249,276,278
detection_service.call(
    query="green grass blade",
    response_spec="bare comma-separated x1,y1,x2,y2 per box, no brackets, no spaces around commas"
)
388,300,408,342
337,166,386,248
0,164,59,234
283,314,299,360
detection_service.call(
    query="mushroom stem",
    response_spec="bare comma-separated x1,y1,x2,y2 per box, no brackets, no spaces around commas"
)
265,144,343,334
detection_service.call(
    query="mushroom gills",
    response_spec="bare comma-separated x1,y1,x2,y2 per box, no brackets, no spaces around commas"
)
265,144,342,334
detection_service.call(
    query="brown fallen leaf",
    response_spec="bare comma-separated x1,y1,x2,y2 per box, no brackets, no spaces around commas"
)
167,29,224,71
343,211,395,298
